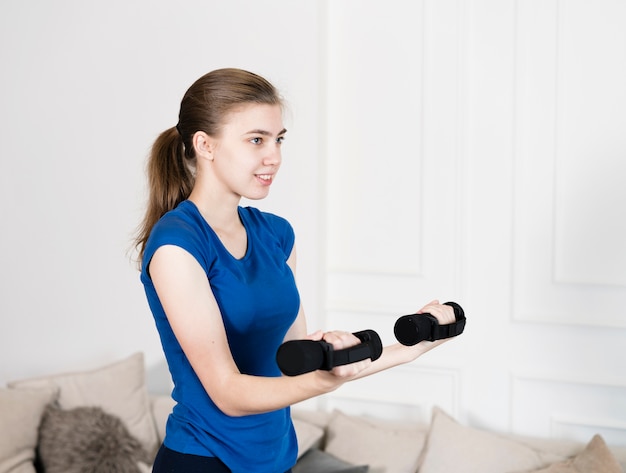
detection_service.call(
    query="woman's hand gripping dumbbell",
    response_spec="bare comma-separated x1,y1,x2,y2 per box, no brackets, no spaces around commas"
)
276,330,383,376
394,301,466,346
276,302,465,375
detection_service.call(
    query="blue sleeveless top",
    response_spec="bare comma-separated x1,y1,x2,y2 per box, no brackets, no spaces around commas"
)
141,200,300,472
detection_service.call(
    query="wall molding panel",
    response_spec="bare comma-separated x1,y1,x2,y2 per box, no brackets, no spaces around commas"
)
321,0,626,442
326,0,426,277
325,365,461,422
512,0,626,327
550,415,626,447
325,0,466,320
511,374,626,444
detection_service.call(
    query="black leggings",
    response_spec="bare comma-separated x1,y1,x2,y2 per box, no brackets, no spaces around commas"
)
152,444,293,473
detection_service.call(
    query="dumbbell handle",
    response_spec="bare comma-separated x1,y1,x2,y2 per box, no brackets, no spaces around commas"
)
276,329,382,376
394,302,466,346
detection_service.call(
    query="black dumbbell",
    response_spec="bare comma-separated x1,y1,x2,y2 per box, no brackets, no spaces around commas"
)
276,330,383,376
394,302,466,346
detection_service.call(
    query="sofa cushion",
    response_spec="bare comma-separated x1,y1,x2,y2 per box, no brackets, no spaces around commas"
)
505,432,626,470
150,395,175,444
324,410,428,473
148,397,327,461
291,409,333,429
38,404,151,473
418,407,562,473
0,387,57,473
293,418,325,459
521,434,622,473
8,352,159,459
293,448,368,473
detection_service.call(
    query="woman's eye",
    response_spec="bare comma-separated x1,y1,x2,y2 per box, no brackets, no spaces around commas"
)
276,136,285,144
250,137,262,145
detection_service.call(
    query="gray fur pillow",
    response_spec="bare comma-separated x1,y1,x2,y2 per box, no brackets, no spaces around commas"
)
38,404,150,473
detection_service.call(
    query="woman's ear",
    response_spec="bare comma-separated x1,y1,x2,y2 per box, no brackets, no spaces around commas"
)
193,131,215,161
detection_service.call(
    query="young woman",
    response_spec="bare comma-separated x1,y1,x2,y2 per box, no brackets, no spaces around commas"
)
135,68,455,472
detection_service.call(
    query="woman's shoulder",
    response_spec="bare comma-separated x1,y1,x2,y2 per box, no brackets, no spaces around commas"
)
239,206,292,233
145,201,213,260
240,206,295,254
151,201,204,234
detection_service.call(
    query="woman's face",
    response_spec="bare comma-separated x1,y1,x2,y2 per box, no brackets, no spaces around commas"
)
208,103,286,201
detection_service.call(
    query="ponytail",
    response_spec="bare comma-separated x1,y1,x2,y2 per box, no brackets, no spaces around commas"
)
133,68,283,267
134,126,194,264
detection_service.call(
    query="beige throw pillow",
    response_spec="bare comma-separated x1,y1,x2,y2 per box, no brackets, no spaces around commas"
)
150,395,175,444
525,434,622,473
293,418,325,459
324,410,428,473
419,407,557,473
0,387,58,473
8,352,158,458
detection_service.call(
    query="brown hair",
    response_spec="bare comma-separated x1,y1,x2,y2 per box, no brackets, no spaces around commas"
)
133,68,282,264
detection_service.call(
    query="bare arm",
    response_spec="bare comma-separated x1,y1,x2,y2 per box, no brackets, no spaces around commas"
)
280,244,455,381
321,301,456,380
149,244,366,417
281,245,312,342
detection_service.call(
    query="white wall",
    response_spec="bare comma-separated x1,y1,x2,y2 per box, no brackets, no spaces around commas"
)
0,0,324,391
1,0,625,446
322,0,626,445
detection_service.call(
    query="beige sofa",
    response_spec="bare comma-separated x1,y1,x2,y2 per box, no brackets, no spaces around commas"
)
1,352,624,473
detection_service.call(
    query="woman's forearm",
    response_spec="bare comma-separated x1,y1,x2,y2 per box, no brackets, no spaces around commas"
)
207,369,342,417
349,339,449,381
202,339,450,417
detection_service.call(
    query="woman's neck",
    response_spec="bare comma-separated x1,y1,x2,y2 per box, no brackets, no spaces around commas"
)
188,187,248,259
188,187,242,233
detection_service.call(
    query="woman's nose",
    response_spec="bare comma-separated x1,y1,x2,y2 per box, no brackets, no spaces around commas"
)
264,146,281,166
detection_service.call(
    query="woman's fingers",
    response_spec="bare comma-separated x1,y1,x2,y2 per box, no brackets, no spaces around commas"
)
417,300,455,324
321,330,371,378
305,330,324,341
322,330,361,350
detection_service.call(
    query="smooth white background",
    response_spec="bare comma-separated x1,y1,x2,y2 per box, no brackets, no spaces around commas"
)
1,0,624,444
